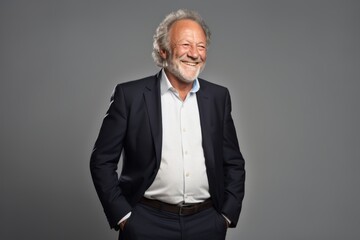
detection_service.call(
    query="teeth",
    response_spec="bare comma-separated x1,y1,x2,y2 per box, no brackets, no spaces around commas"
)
183,62,197,66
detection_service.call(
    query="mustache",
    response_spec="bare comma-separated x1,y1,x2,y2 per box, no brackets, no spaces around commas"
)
179,58,202,64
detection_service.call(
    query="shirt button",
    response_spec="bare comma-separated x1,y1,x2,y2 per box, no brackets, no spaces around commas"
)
184,151,188,155
186,172,190,177
183,128,186,132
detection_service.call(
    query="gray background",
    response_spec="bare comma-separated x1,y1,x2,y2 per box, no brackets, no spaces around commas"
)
1,0,359,239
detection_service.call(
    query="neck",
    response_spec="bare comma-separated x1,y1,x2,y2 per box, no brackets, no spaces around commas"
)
164,69,194,101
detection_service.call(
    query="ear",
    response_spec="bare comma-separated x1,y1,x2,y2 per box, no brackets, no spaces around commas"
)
160,49,167,60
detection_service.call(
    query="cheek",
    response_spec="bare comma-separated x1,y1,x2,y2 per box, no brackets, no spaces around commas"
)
172,47,187,58
175,50,188,59
200,52,207,61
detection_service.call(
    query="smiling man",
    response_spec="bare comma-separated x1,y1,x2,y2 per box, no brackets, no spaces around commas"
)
161,18,207,94
90,9,245,240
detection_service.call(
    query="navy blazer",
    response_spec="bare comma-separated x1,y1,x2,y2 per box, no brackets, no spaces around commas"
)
90,71,245,230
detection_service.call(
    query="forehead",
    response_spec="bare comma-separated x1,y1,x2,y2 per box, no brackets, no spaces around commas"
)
169,19,206,42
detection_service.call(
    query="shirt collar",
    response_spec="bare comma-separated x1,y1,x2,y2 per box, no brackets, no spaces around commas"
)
160,69,200,95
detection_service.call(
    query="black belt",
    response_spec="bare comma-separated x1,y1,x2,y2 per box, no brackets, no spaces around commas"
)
140,197,213,216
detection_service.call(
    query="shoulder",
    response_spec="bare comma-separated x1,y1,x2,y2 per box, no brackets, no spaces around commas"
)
198,78,229,96
111,73,159,99
116,74,158,91
106,73,159,107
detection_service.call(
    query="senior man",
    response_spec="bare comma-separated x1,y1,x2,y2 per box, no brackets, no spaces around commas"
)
90,9,245,240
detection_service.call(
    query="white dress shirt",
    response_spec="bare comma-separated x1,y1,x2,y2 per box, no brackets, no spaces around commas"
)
144,69,210,204
119,70,230,225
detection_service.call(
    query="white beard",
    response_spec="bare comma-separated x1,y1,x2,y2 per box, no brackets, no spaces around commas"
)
166,57,205,83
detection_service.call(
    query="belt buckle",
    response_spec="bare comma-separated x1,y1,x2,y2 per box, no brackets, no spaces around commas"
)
178,203,192,216
178,202,190,216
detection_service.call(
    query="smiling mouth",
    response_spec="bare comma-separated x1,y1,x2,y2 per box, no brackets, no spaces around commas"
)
181,61,200,66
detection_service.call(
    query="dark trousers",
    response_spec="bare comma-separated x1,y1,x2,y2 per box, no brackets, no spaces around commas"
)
119,202,227,240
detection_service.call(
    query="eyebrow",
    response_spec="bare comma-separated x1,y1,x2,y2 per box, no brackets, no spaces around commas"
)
177,40,206,45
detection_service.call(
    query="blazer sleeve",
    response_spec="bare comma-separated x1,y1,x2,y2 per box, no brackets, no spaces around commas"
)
221,89,246,227
90,84,131,230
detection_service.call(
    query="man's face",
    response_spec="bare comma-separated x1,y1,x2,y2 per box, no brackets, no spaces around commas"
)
162,19,207,83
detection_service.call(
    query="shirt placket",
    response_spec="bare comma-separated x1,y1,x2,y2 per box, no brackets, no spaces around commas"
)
180,97,192,203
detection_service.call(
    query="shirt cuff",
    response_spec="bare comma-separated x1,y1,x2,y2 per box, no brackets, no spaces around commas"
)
221,213,231,225
118,212,132,225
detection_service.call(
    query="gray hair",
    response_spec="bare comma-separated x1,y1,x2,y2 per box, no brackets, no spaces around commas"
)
152,9,211,67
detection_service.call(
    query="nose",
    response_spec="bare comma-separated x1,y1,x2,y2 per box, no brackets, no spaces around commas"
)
187,45,199,59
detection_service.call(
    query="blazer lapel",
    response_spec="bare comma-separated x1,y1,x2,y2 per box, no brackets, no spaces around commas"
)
197,81,219,203
143,72,162,168
143,74,215,171
196,83,216,170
